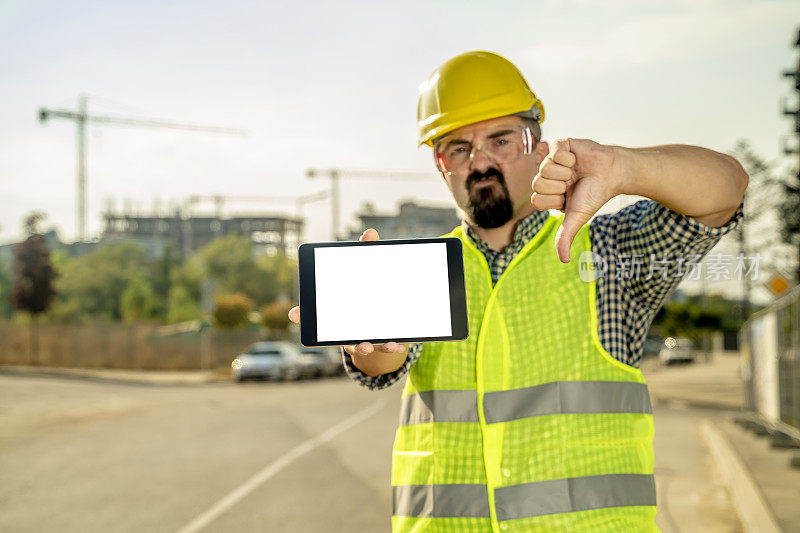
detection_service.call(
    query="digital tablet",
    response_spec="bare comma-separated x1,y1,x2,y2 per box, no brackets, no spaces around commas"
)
297,237,468,347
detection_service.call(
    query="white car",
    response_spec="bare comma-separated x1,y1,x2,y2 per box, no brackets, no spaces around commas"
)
299,346,343,378
231,341,303,382
658,337,697,365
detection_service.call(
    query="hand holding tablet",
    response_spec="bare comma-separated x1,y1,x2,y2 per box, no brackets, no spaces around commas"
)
288,229,408,374
287,227,468,375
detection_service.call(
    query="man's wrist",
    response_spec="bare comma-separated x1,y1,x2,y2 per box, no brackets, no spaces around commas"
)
609,145,637,197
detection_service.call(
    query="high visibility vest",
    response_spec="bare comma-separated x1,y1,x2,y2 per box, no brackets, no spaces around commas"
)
391,214,658,532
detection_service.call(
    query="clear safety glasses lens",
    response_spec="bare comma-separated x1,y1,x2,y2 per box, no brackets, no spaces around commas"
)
433,126,534,175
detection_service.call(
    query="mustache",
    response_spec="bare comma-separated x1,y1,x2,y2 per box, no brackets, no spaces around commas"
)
466,167,504,188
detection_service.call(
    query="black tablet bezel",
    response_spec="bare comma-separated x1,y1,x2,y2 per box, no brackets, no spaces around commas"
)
297,237,468,347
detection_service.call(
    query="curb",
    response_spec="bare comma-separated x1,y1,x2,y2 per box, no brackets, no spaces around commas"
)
0,365,231,386
699,419,782,533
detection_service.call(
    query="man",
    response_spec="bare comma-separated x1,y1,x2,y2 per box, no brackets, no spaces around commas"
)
289,50,747,531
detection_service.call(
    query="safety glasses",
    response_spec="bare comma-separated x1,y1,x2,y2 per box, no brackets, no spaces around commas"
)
433,125,536,176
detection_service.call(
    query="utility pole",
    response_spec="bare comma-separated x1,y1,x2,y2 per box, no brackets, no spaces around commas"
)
294,190,331,243
39,95,247,242
76,95,88,242
306,169,341,240
781,27,800,283
331,170,340,241
305,168,436,241
738,213,751,324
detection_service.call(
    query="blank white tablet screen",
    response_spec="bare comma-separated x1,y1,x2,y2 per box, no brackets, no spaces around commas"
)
314,242,452,342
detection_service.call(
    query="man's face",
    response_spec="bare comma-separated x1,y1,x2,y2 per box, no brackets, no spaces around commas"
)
434,115,549,229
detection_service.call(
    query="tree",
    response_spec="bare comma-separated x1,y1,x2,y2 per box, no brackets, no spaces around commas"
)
261,300,297,339
729,139,796,320
213,293,254,329
653,296,728,351
166,285,203,323
653,302,697,339
730,141,795,265
120,277,156,322
191,236,297,306
149,245,179,319
693,309,724,355
55,241,147,320
257,252,298,302
170,259,203,306
22,211,47,236
9,234,58,364
0,255,11,320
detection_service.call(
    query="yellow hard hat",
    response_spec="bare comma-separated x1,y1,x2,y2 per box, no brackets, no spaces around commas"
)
417,50,545,147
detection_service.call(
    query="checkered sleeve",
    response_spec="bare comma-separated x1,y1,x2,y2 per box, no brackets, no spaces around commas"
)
341,342,423,390
594,198,744,311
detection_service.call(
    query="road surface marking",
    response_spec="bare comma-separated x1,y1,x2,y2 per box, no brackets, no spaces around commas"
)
175,399,387,533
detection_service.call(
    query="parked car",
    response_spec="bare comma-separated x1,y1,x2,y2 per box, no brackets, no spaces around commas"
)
658,336,697,365
299,346,343,378
642,336,665,358
231,341,303,382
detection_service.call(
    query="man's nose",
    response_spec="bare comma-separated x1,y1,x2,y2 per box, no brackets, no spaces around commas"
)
468,145,494,172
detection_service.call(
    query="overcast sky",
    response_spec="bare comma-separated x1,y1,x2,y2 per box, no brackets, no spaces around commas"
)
0,0,798,246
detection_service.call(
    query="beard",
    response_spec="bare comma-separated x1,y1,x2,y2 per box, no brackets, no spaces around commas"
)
465,167,514,229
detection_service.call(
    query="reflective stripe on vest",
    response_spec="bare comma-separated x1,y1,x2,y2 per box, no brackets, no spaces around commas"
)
393,483,490,518
393,473,656,520
494,473,657,521
398,389,479,425
398,381,652,426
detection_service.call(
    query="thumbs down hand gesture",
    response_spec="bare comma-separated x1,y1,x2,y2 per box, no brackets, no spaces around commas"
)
530,138,623,263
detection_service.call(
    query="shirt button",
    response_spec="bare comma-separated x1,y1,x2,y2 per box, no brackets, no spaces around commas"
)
503,468,511,477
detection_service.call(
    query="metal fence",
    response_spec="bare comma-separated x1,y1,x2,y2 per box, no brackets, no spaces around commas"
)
0,321,263,371
740,285,800,441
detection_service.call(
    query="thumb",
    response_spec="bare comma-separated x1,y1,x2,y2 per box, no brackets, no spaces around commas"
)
555,209,589,264
360,228,379,241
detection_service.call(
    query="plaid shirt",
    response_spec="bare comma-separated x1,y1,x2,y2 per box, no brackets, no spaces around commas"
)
342,199,744,390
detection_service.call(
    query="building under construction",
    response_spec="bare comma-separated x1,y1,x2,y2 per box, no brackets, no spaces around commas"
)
101,208,303,259
342,199,461,240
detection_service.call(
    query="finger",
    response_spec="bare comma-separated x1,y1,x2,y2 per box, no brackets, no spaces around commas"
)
353,342,374,355
375,342,406,353
539,161,574,182
555,208,592,264
344,342,406,356
549,138,577,168
360,228,379,241
552,148,577,168
344,343,373,355
530,192,565,211
288,306,300,324
532,175,567,195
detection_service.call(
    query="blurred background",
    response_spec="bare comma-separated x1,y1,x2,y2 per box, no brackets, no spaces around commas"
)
1,1,799,531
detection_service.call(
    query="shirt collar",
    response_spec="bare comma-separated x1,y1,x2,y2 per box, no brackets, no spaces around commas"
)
462,209,550,254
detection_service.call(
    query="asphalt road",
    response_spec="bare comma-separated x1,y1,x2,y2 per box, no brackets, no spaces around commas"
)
1,355,744,532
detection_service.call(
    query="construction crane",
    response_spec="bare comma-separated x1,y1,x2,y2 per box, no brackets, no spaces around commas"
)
305,168,437,240
38,95,248,242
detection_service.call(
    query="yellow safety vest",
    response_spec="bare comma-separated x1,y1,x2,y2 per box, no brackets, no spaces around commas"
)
391,214,658,532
